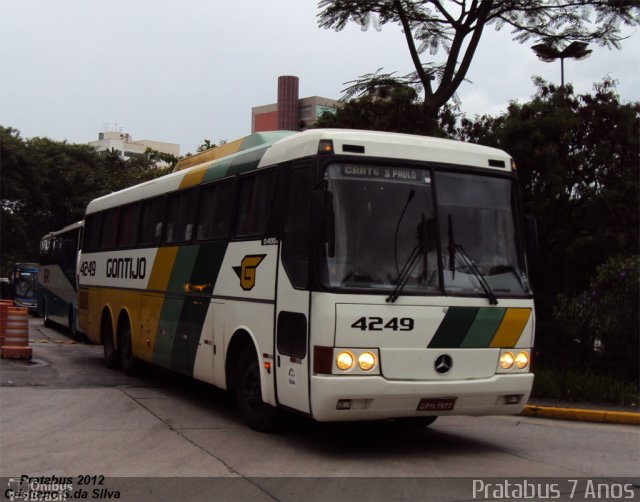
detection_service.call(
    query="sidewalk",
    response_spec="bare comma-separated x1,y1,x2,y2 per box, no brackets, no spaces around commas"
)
523,399,640,425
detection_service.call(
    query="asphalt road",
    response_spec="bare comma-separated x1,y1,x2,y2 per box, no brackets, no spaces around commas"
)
1,318,638,501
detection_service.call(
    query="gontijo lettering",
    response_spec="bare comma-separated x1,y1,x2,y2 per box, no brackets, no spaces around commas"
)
106,257,146,279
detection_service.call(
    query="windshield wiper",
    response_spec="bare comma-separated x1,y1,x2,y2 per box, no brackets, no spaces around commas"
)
393,189,415,276
387,213,428,303
447,215,499,306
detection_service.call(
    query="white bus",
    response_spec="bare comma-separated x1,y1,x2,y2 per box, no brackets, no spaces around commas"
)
78,129,535,431
39,221,84,336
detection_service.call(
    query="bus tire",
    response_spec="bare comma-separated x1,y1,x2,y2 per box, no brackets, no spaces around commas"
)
101,313,120,369
68,307,77,339
119,320,139,377
43,300,52,328
236,348,277,432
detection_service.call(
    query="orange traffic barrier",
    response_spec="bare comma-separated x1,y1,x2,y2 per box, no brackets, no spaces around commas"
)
1,306,31,360
0,346,32,359
0,301,11,345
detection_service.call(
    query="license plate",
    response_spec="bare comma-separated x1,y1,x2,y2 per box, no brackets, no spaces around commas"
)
417,398,456,412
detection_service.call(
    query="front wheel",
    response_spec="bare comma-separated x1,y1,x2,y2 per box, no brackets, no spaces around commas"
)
236,349,277,432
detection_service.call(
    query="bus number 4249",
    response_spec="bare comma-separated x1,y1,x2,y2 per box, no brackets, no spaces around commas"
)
351,317,414,331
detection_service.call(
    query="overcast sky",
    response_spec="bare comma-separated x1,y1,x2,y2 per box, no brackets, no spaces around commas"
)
1,0,638,155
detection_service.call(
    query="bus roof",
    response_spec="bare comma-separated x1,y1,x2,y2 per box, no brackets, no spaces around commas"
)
41,220,84,240
85,129,512,215
259,129,512,170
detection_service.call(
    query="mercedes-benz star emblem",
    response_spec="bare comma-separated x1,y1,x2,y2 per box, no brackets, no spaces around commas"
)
434,354,453,374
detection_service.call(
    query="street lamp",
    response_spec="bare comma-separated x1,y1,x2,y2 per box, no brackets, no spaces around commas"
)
531,42,592,87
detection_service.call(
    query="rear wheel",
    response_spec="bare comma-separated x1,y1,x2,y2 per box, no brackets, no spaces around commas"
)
119,321,139,376
236,348,277,432
101,313,120,369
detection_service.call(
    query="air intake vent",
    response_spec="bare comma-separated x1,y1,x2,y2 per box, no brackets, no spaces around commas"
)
343,144,365,154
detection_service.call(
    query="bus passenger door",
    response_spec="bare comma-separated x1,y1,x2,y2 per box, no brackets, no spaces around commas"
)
274,165,312,413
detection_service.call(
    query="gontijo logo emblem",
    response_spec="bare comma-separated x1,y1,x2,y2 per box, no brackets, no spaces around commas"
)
233,255,266,291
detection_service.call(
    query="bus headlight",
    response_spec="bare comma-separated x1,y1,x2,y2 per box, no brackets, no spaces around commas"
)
515,351,529,369
336,351,354,371
358,352,376,371
499,352,515,370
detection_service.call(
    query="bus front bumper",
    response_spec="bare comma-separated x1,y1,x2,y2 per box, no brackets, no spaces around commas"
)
310,373,534,422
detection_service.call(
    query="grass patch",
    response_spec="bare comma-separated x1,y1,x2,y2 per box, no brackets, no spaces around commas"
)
531,367,639,407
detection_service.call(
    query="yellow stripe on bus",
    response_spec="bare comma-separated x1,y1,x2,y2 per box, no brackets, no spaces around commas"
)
179,165,209,189
489,308,531,348
147,247,179,291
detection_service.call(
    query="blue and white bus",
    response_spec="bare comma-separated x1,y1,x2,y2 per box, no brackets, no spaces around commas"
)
39,221,83,336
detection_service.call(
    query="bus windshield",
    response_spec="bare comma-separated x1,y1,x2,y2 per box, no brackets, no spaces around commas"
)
320,163,530,298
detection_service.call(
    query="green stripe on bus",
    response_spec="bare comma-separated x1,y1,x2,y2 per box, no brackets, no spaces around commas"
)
153,245,201,368
227,146,268,177
201,158,233,184
153,293,183,369
171,296,209,375
428,307,479,348
460,308,506,347
171,242,228,376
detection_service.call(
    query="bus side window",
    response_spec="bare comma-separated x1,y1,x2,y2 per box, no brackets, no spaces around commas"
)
139,197,166,246
100,208,119,250
196,179,235,242
84,213,102,252
165,189,197,244
117,203,141,248
234,170,276,239
282,166,312,289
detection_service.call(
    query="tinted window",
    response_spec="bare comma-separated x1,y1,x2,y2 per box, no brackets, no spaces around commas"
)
282,167,312,288
84,213,102,252
117,203,140,248
165,190,196,243
234,170,276,238
196,179,235,241
100,208,119,249
139,197,166,245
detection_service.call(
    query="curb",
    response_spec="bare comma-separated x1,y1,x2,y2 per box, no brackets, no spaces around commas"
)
521,405,640,426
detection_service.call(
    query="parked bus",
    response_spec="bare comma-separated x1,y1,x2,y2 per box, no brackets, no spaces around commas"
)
78,129,535,431
39,221,83,335
12,263,39,312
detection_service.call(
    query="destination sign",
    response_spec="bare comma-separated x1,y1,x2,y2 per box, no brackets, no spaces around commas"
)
338,165,430,184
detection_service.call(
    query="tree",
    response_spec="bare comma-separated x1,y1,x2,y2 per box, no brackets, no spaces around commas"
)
314,79,461,135
318,0,639,130
0,127,172,275
457,79,639,375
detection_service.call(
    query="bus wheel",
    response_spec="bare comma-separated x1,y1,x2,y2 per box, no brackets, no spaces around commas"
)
119,322,139,377
68,307,77,339
236,348,277,432
43,300,52,327
101,314,120,369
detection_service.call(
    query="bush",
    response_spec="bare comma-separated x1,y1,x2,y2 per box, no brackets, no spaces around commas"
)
553,255,639,380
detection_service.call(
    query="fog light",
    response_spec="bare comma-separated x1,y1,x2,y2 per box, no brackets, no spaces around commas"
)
336,351,354,371
499,352,515,370
358,352,376,371
505,394,522,405
515,351,529,369
336,399,352,410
